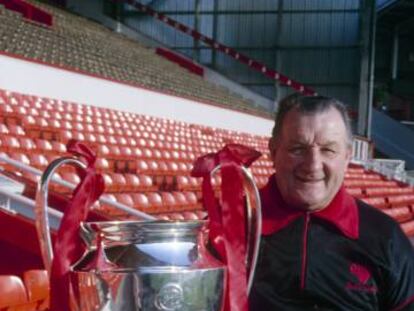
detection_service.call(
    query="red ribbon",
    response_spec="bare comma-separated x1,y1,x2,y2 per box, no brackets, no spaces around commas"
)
192,144,261,311
49,140,105,311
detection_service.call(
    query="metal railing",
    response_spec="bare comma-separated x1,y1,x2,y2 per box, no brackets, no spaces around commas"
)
0,154,155,220
351,136,414,186
352,136,373,163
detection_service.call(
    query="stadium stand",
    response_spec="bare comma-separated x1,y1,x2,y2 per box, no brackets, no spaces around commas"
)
0,86,414,309
0,87,413,233
0,0,270,117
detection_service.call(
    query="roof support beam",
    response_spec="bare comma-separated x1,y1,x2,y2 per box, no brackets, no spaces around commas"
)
357,0,377,138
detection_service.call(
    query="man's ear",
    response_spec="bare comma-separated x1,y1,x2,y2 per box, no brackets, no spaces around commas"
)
345,144,353,167
268,137,277,168
268,138,275,157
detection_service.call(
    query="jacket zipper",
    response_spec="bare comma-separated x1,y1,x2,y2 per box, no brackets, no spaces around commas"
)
300,213,311,290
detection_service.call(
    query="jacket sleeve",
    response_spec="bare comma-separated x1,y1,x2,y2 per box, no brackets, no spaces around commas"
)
387,225,414,311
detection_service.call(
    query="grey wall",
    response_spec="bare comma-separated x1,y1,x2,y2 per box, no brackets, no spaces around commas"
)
118,0,363,111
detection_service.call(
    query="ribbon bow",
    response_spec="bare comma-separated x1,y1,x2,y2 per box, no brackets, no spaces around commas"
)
49,140,105,311
192,143,261,311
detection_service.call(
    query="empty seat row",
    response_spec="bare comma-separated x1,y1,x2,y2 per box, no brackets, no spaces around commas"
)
344,179,399,188
98,191,201,214
1,87,414,232
0,270,48,310
360,195,414,209
346,186,414,198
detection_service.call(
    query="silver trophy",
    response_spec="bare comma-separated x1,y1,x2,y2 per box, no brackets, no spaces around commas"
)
35,156,261,311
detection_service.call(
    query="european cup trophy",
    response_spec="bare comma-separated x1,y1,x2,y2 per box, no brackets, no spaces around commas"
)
35,141,262,311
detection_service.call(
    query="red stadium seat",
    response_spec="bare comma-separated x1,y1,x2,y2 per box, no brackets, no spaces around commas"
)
136,159,150,174
131,147,143,158
84,123,95,133
0,124,9,135
8,125,25,136
115,193,134,207
360,197,388,209
147,192,163,212
184,191,199,207
382,206,413,223
19,137,36,152
195,210,208,219
124,174,140,192
10,152,31,166
97,145,110,158
177,176,190,190
182,211,199,220
119,146,133,158
60,130,73,143
131,193,150,210
51,141,66,154
107,136,117,145
169,213,185,220
161,192,177,211
35,139,53,154
23,269,49,308
147,160,160,175
387,194,414,207
1,136,21,152
126,137,137,147
0,275,28,308
116,136,128,146
141,148,153,159
401,220,414,236
96,134,107,144
60,172,81,192
346,187,364,198
71,131,85,142
95,158,110,172
84,133,97,143
29,154,49,170
172,192,188,209
0,104,14,115
108,145,121,158
110,173,127,192
166,161,179,176
158,214,170,220
139,175,155,190
101,173,114,192
60,120,73,131
73,123,84,132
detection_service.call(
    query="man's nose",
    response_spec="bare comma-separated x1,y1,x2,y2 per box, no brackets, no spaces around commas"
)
302,148,323,172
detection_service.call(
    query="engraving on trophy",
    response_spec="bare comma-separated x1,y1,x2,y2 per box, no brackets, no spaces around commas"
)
155,282,184,310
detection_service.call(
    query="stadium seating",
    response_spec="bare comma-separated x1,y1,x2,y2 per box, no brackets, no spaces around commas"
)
0,0,269,117
0,274,43,310
0,87,413,236
22,270,49,310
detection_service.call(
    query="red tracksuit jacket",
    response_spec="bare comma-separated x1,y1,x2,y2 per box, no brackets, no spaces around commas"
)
249,175,414,311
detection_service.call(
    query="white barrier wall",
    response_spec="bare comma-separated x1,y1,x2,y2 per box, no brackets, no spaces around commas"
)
0,53,274,136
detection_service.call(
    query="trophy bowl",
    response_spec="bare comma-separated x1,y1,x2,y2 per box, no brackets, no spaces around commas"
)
72,220,225,311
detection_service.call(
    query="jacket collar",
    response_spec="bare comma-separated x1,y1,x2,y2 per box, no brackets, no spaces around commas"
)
261,174,359,240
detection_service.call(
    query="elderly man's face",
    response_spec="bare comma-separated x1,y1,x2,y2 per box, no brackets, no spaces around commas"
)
270,107,352,211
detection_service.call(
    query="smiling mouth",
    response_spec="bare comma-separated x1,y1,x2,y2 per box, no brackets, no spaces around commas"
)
295,176,324,183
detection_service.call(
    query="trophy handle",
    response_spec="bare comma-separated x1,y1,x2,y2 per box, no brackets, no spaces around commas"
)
211,165,262,294
35,156,87,275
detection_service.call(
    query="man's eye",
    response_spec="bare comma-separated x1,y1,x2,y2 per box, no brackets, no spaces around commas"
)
289,147,305,155
322,148,336,154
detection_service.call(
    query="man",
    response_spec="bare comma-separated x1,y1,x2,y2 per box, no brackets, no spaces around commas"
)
249,94,414,310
